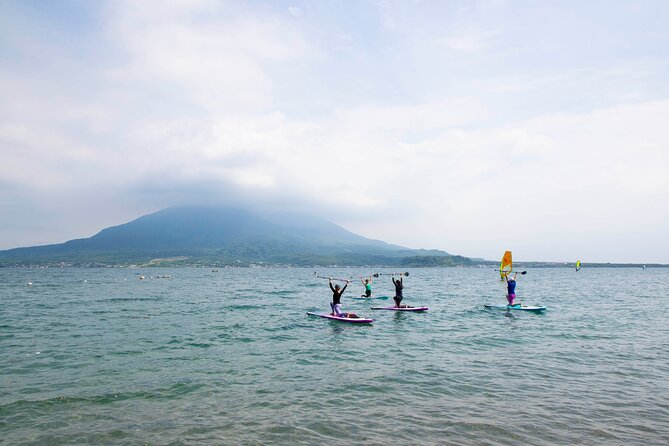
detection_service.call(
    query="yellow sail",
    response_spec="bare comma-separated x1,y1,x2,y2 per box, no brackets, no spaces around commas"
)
576,260,581,271
500,251,512,280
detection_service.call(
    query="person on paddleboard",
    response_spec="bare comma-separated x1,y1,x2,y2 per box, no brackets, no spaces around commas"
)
505,272,518,306
392,274,404,308
329,279,357,318
361,276,373,298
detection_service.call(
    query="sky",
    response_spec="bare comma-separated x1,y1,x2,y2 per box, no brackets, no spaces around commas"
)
1,0,668,263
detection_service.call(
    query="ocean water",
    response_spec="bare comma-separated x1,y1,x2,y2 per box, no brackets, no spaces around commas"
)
1,267,668,445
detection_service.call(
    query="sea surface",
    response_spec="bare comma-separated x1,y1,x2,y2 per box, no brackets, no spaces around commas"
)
1,267,668,445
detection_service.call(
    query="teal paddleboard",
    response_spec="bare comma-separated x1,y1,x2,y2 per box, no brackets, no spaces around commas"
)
484,304,546,312
348,295,389,300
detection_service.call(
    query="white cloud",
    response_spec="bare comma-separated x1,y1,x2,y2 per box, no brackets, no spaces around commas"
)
341,99,669,263
104,0,311,112
1,1,668,263
443,30,498,53
91,96,668,263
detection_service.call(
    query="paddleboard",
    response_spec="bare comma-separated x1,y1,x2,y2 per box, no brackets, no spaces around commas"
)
370,306,428,312
306,312,373,323
484,304,546,312
348,295,389,300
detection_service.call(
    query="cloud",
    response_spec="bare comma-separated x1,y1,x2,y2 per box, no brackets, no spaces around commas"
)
443,30,499,53
95,96,669,263
351,99,669,262
104,0,311,113
1,1,668,263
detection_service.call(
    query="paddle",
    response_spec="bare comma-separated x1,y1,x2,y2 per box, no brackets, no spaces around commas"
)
375,272,410,277
495,270,527,275
313,272,350,282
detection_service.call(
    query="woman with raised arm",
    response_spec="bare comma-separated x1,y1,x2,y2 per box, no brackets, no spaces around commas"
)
361,276,373,298
392,275,404,308
505,272,519,306
329,278,349,316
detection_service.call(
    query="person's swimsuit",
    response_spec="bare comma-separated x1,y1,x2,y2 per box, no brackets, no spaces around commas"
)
507,279,517,305
364,282,372,297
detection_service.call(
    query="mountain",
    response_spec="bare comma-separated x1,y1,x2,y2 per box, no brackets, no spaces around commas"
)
0,205,463,266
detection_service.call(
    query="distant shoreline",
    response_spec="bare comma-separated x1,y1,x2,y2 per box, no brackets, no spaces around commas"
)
1,262,666,269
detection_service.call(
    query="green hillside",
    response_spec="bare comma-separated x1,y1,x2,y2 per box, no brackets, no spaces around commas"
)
0,206,471,267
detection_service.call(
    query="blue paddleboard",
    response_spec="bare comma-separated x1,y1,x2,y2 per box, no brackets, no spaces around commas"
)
370,306,428,312
348,295,389,300
484,304,546,312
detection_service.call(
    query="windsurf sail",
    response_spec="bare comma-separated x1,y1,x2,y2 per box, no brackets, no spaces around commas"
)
575,260,581,271
500,250,512,280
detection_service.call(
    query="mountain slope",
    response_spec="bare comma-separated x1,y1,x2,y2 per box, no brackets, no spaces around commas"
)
0,205,457,266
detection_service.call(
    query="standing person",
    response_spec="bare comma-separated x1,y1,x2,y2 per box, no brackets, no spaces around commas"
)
329,278,349,317
392,274,404,308
505,272,519,306
361,276,373,298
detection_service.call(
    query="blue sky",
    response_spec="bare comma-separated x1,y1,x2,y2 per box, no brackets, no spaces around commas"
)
1,0,668,262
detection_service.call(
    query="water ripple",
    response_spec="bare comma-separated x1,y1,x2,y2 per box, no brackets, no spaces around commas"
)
1,267,669,444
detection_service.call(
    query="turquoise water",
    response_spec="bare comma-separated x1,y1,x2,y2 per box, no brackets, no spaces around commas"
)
1,267,668,445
